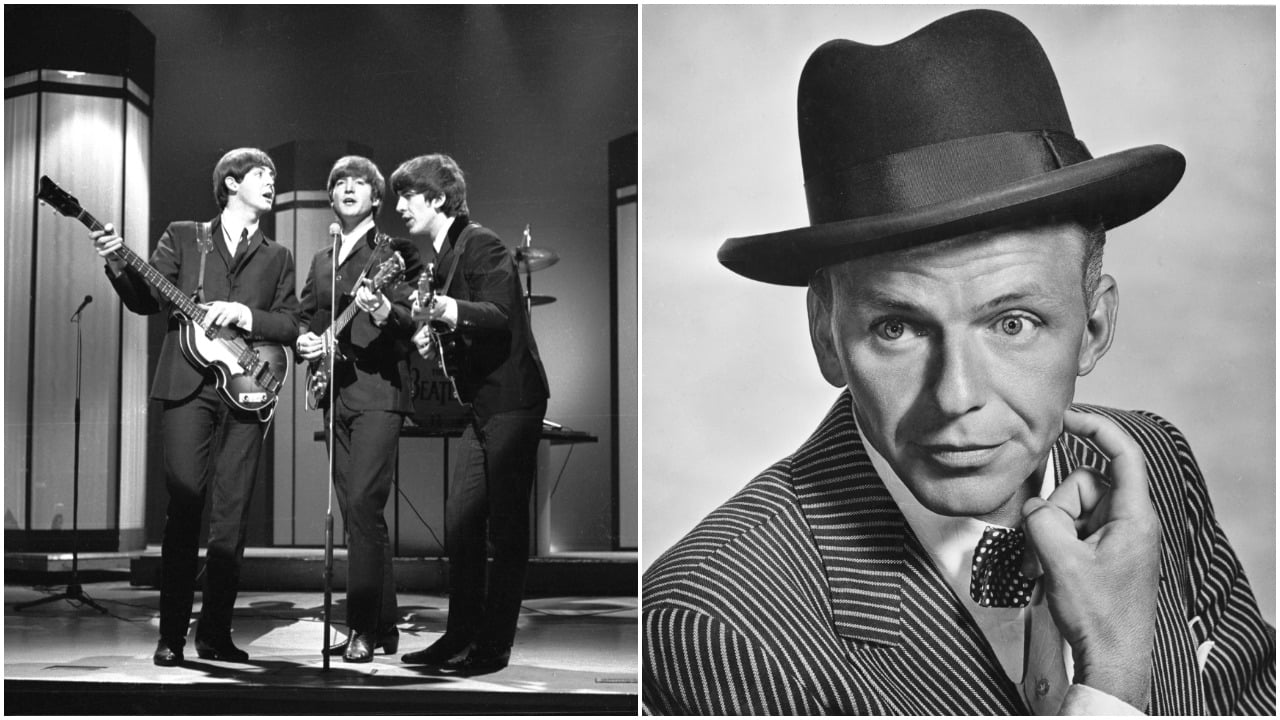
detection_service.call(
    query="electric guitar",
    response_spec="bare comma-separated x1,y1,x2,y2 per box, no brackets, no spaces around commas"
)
304,250,406,410
415,262,464,402
37,175,290,422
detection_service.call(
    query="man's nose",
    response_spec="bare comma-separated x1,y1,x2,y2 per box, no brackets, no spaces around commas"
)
929,332,987,417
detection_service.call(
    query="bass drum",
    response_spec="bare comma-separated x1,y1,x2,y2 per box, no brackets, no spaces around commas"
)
407,351,469,433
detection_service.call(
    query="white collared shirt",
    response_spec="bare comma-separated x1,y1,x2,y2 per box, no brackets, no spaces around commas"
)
432,215,456,256
219,212,258,257
336,216,377,266
854,411,1139,715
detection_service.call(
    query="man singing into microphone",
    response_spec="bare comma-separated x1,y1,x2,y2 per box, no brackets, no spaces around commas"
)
91,147,299,665
295,156,422,663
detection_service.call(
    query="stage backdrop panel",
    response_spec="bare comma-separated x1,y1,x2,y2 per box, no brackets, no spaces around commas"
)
4,6,154,551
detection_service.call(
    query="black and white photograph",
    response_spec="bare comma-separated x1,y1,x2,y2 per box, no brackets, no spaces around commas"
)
4,4,637,714
641,4,1274,715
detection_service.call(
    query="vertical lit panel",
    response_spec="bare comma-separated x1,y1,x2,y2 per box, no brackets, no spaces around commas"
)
117,99,151,546
615,193,638,548
283,202,349,546
29,93,125,531
4,93,38,530
272,208,298,545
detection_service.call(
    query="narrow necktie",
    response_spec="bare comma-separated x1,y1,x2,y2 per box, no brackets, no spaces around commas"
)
970,525,1036,608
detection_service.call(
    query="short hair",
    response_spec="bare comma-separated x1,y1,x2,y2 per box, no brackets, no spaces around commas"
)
327,155,386,207
212,148,276,209
811,218,1107,308
389,154,469,217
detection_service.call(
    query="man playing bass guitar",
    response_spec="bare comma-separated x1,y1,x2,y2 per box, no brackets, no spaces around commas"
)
294,156,422,663
91,147,299,666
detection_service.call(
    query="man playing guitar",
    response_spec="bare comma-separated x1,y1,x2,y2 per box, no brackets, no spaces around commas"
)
295,156,422,663
91,147,299,666
395,154,550,675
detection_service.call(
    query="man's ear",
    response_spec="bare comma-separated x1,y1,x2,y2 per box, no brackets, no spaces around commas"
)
1077,274,1118,376
807,284,846,388
224,175,239,197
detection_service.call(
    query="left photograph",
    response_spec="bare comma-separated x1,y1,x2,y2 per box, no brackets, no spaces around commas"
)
4,5,638,715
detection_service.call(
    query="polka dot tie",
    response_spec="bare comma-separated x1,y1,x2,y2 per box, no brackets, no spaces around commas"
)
970,526,1035,608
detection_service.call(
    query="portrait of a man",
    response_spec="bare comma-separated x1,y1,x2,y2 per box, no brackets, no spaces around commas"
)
641,6,1274,715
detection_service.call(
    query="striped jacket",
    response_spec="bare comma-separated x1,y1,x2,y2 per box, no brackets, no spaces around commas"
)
643,392,1275,714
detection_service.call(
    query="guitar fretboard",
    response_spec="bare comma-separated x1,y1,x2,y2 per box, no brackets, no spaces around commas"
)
75,209,204,322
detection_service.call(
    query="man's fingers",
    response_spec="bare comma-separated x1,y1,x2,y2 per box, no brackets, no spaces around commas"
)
1062,410,1150,513
1021,496,1081,578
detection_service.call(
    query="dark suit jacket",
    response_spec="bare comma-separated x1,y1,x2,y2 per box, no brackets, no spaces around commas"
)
643,391,1275,715
298,227,422,414
107,217,299,402
423,216,549,419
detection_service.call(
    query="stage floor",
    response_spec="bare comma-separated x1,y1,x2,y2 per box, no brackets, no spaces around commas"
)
4,579,638,715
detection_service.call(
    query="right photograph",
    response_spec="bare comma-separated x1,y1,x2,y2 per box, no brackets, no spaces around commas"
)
641,5,1275,716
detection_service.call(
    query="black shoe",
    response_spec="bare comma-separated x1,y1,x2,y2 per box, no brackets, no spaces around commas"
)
401,633,472,666
325,626,400,656
447,645,511,676
194,635,249,662
153,638,184,667
343,632,375,663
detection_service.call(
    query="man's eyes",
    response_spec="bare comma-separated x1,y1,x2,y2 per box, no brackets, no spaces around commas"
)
869,313,1043,342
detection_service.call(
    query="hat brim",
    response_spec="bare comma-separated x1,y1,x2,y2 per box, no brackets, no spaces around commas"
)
718,144,1185,286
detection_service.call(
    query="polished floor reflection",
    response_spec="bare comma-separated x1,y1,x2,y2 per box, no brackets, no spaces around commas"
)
5,579,637,714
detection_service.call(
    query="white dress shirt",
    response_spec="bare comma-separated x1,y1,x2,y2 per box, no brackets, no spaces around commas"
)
854,412,1141,715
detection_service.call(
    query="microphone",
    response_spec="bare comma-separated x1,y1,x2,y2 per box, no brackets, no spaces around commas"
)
329,222,342,247
69,294,93,322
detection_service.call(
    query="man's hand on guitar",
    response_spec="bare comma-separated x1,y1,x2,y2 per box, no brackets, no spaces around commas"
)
413,292,455,326
412,325,438,361
354,282,390,324
203,301,254,331
296,332,325,361
1020,409,1162,710
90,223,127,275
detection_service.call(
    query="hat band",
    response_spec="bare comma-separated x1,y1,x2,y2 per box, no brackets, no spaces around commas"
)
804,130,1092,224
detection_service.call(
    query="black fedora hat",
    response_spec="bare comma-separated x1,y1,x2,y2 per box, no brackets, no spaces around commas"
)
717,9,1186,286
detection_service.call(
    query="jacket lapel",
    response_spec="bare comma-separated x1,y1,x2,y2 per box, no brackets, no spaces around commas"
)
791,391,1025,713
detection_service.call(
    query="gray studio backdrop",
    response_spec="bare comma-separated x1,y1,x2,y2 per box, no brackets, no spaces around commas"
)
641,5,1276,623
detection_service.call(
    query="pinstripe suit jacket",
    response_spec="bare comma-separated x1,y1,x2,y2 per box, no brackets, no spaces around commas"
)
643,392,1275,715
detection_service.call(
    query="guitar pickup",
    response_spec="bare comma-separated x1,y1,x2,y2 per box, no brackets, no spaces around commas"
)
238,392,268,404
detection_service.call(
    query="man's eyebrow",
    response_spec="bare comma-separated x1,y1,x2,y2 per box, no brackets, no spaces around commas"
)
849,289,930,315
976,286,1061,313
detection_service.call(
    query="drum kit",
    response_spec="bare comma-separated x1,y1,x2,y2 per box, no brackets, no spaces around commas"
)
514,224,559,311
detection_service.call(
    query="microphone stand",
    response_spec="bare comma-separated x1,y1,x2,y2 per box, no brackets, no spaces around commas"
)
322,226,339,671
16,299,106,613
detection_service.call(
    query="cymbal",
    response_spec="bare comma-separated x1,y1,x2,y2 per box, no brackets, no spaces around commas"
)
514,246,559,272
527,294,557,307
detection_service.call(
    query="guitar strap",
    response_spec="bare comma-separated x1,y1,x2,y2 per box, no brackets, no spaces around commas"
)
344,229,388,290
195,221,213,302
441,223,477,296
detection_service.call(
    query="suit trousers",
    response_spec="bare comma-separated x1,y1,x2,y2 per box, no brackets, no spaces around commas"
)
327,392,402,633
158,380,264,644
444,401,547,650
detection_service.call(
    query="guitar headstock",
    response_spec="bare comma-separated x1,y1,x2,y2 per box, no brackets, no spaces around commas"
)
37,176,82,218
370,251,406,292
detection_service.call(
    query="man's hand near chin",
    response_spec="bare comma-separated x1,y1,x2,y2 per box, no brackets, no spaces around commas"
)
1021,409,1163,711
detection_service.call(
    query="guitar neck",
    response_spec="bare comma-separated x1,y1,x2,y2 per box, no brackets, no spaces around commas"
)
327,297,363,340
76,209,203,319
